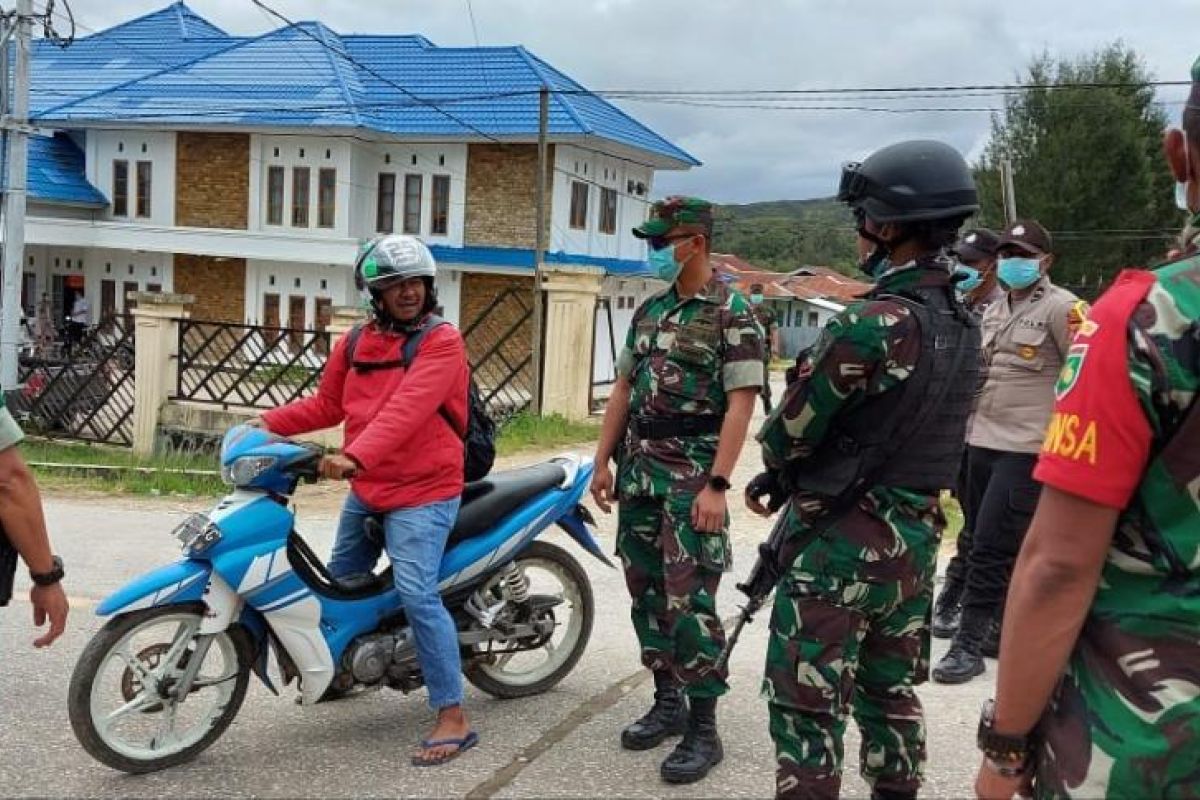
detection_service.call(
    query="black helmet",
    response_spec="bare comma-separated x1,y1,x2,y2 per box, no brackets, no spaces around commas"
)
838,140,979,224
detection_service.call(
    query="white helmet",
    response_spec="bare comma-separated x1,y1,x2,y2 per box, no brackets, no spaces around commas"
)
354,234,437,292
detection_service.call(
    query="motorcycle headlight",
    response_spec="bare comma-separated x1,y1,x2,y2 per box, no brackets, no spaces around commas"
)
221,455,278,487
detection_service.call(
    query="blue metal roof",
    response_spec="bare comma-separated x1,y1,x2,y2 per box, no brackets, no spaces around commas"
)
431,244,649,276
26,133,108,207
29,3,697,168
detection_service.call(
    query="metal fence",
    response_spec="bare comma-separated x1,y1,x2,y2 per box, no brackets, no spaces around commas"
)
9,316,136,446
176,320,330,410
460,287,535,424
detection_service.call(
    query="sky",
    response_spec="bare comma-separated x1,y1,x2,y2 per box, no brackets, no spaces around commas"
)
62,0,1200,204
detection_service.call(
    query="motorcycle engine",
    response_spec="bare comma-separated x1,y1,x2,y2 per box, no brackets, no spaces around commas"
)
347,633,396,685
346,628,420,688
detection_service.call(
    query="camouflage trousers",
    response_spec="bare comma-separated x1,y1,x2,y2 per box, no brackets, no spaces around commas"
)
616,492,731,698
763,491,942,800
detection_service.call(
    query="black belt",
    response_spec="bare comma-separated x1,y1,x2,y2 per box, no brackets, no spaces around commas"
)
631,415,723,440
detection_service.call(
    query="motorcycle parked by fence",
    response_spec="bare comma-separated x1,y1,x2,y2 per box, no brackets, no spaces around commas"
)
68,424,608,773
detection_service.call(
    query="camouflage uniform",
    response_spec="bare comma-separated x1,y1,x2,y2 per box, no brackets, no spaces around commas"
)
758,263,950,798
752,302,777,412
615,274,764,698
1029,249,1200,798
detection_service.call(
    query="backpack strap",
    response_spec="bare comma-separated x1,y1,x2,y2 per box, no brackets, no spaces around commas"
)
400,314,449,368
398,315,469,438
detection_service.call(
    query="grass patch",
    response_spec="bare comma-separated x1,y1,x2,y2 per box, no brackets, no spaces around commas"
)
20,438,225,498
496,413,600,456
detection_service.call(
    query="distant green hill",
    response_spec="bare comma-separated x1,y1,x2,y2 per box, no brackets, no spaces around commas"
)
712,198,859,275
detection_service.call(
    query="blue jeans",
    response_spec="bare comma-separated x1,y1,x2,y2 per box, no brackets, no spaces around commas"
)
329,492,464,710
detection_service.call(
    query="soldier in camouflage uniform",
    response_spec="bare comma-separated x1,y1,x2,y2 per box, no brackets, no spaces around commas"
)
749,283,777,414
973,59,1200,800
590,196,764,785
0,389,70,646
745,141,982,800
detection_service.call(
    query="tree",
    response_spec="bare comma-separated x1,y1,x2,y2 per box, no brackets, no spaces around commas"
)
976,44,1180,293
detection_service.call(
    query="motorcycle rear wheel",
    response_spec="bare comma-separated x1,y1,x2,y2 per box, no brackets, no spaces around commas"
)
68,604,253,774
464,540,594,699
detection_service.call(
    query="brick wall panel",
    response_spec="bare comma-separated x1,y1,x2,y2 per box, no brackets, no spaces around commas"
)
174,254,246,323
176,132,250,229
464,144,552,249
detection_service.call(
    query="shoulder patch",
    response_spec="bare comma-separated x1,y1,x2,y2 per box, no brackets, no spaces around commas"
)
1055,343,1089,400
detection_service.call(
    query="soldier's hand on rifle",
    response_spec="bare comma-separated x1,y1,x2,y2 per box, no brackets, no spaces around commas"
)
745,470,787,517
590,461,615,514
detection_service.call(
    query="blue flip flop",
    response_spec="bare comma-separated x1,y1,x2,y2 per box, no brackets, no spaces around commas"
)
412,730,480,767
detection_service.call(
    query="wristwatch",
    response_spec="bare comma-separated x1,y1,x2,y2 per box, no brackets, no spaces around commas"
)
30,555,65,587
977,699,1030,766
707,474,731,492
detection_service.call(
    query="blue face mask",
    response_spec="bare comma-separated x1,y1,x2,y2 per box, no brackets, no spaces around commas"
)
749,293,764,304
954,264,982,294
997,257,1043,290
647,243,683,283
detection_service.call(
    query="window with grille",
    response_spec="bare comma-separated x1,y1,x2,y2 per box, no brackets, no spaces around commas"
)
267,166,285,225
431,175,450,235
599,187,618,234
404,174,423,234
318,168,336,228
135,161,152,217
569,181,589,229
112,160,129,216
292,167,310,227
376,173,396,233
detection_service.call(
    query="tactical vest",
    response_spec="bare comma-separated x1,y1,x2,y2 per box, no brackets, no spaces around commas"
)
785,279,981,498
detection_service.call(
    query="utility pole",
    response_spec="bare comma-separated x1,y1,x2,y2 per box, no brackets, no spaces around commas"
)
0,0,31,391
1000,158,1018,225
529,86,549,415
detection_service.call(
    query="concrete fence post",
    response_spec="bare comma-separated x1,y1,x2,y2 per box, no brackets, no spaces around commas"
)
327,306,367,353
130,292,193,456
540,266,605,421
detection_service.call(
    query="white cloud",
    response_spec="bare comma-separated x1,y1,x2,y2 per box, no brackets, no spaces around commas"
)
67,0,1198,203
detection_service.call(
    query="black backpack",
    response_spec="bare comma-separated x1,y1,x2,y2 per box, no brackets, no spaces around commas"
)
345,316,496,483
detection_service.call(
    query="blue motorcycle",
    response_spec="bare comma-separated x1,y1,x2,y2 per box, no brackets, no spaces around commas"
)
67,425,608,773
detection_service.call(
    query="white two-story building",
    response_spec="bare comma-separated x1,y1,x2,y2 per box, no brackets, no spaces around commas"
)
10,2,694,382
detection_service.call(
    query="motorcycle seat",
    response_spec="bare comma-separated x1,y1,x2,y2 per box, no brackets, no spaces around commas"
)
447,461,567,547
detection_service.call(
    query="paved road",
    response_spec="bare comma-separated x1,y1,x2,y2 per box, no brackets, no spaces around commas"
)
1,388,993,798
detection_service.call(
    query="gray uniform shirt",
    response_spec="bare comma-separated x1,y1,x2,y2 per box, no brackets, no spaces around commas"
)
966,276,1086,453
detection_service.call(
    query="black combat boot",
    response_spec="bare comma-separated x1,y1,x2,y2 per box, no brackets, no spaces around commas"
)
621,671,688,751
871,787,918,800
660,696,723,784
932,606,987,684
930,580,963,639
873,786,916,800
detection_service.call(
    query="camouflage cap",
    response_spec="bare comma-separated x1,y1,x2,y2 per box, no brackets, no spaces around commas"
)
632,196,714,239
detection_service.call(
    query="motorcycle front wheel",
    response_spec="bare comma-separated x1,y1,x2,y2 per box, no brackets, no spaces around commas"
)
68,604,253,774
464,540,594,699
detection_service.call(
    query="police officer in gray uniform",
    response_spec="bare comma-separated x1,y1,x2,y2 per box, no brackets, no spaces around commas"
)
933,219,1088,684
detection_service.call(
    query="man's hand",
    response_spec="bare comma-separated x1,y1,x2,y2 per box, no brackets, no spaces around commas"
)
745,470,787,517
590,461,615,514
691,486,727,534
975,759,1032,800
320,454,359,481
30,582,68,648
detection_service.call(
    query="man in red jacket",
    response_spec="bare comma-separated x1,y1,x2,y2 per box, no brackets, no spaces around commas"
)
260,234,474,767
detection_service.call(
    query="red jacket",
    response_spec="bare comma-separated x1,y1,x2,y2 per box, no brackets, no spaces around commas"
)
263,317,469,511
